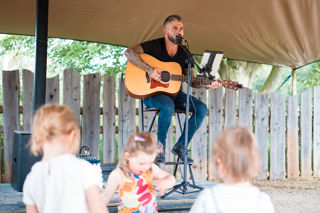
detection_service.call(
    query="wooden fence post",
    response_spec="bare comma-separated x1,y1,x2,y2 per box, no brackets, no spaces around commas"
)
103,75,116,163
45,75,60,104
63,69,81,125
314,86,320,177
191,88,208,180
2,70,20,182
224,89,237,128
208,87,223,180
118,78,136,158
238,88,253,130
255,94,269,179
22,69,34,131
270,93,286,179
82,73,101,158
287,95,299,178
300,89,312,177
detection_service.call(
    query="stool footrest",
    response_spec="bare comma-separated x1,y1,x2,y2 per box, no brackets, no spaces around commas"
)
164,161,194,165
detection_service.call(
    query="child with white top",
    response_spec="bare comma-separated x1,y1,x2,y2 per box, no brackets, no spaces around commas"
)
102,132,176,213
190,126,274,213
23,104,109,213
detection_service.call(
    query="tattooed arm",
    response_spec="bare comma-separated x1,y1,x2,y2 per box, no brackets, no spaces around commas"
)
124,45,161,81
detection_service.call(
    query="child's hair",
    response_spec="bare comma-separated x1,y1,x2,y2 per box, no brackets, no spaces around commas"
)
119,132,160,174
212,126,261,182
30,104,80,156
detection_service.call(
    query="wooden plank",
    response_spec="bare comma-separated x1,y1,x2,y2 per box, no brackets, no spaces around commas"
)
118,78,136,158
270,93,286,179
224,88,236,128
174,107,186,179
2,70,20,182
287,95,299,178
208,87,223,180
103,75,116,163
82,73,101,158
22,69,33,131
314,86,320,177
63,69,81,125
238,88,253,130
162,122,174,173
191,88,208,180
300,89,312,177
45,75,59,104
255,94,269,179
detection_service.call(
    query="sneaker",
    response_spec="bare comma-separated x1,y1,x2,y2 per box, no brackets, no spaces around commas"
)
154,152,165,164
171,143,194,164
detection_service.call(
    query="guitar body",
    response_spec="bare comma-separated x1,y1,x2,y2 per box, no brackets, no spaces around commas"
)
125,54,182,99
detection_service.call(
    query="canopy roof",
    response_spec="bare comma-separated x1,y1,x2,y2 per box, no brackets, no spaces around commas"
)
1,0,320,68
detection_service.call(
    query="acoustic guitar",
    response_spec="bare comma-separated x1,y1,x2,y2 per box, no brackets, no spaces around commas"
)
125,53,242,99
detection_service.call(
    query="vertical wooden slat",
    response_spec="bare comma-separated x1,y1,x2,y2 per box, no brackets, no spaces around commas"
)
103,75,116,163
191,88,207,179
45,75,60,104
300,89,312,177
162,122,174,173
82,73,101,157
238,88,253,130
224,88,237,128
22,69,34,131
255,94,269,179
314,86,320,176
2,70,20,182
63,69,81,125
208,87,223,180
118,78,136,158
287,95,299,178
270,93,286,179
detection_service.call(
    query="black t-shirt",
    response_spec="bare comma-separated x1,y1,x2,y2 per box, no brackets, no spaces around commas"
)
141,37,193,73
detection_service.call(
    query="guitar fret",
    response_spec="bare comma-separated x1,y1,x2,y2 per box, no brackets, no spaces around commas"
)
171,75,211,85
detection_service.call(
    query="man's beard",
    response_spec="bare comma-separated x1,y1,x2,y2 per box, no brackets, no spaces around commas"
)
168,34,180,44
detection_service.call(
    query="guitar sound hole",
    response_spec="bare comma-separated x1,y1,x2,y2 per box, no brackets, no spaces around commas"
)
161,71,170,83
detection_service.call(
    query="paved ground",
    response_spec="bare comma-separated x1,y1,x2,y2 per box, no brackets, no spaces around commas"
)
253,178,320,213
1,178,320,213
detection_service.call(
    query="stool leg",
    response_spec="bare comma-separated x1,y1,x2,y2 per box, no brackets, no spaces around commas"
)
176,113,184,133
189,164,196,185
140,100,144,131
173,157,179,177
148,111,158,132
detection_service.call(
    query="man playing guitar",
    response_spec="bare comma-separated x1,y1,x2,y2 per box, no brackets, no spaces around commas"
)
124,15,222,164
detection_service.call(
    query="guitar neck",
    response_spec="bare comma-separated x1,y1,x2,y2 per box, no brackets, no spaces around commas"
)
171,74,212,85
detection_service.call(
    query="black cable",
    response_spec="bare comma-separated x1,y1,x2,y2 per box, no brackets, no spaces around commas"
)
276,74,291,91
119,73,125,151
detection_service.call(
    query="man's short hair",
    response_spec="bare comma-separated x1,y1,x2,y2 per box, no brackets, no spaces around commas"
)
164,15,182,26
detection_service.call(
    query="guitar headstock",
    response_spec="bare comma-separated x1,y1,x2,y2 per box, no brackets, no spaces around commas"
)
221,80,243,90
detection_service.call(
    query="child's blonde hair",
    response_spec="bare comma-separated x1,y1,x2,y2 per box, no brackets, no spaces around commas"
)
119,132,160,174
213,126,261,182
31,104,80,156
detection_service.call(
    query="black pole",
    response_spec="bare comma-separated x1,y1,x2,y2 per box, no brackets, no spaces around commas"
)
33,0,49,113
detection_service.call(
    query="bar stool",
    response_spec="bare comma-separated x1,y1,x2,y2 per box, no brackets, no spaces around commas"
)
140,100,197,184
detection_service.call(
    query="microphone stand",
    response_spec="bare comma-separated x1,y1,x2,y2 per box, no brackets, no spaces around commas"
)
161,40,203,198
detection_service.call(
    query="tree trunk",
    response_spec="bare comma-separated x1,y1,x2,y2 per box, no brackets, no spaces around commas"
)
259,66,282,94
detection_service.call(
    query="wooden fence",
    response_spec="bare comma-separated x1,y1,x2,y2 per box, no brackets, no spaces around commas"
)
1,69,320,183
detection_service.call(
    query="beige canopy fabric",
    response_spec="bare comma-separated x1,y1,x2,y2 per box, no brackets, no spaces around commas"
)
1,0,319,68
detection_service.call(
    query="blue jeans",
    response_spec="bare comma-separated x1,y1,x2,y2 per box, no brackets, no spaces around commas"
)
144,91,208,148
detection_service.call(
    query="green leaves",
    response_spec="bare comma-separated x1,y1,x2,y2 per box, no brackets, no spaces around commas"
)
0,34,126,76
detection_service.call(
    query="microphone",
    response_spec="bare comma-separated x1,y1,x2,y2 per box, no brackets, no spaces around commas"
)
173,34,186,42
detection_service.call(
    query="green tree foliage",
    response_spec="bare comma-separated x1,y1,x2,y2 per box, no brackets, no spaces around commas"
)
0,34,126,77
299,62,320,88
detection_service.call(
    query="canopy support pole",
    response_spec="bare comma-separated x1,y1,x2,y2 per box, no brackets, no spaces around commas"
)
292,68,297,96
33,0,49,113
